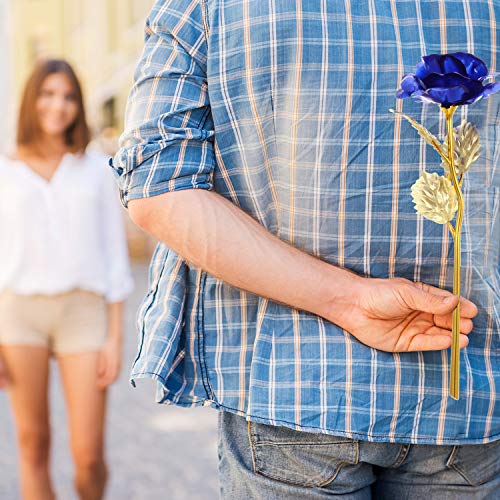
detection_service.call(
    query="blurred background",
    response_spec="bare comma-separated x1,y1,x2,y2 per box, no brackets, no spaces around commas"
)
0,0,160,260
0,1,219,498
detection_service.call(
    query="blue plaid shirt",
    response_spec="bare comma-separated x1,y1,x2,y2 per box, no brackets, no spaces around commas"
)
110,0,499,445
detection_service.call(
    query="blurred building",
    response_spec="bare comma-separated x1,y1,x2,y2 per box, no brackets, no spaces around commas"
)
0,0,14,153
12,0,154,133
10,0,158,259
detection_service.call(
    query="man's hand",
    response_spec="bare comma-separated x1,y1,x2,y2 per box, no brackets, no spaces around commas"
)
332,277,478,352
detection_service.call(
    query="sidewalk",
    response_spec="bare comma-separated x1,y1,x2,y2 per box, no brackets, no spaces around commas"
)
0,262,219,500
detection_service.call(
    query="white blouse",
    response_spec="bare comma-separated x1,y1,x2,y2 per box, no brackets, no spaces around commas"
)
0,151,134,303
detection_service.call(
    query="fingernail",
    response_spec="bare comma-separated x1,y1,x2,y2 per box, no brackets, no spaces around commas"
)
444,296,455,304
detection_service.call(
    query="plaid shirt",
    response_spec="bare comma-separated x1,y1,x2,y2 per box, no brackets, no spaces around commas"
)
110,0,499,445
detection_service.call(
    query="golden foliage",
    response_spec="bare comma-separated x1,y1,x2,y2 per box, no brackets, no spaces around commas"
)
389,108,446,159
441,120,481,178
411,171,458,224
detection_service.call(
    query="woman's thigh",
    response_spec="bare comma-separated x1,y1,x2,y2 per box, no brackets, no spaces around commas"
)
52,289,108,355
0,290,54,349
55,352,107,463
0,345,51,446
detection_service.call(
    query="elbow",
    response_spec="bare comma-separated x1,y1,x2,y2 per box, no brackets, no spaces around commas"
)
127,192,176,234
127,197,154,231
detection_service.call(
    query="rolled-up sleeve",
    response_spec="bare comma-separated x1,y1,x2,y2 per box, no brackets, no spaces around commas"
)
110,0,215,209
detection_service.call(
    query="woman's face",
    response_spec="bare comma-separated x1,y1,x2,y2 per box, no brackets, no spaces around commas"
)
36,72,79,139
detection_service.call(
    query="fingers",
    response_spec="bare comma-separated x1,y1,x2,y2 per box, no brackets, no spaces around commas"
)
96,352,109,390
0,373,8,389
403,282,479,319
434,315,474,334
96,354,119,390
105,360,119,387
408,329,470,352
413,282,479,318
444,294,478,319
401,285,458,316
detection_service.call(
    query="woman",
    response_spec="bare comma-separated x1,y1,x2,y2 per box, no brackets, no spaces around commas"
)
0,59,134,500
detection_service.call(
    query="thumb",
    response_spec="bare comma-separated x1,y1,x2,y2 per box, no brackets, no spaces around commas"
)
405,287,459,315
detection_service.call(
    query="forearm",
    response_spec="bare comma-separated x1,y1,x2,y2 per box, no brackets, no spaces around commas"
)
129,189,363,327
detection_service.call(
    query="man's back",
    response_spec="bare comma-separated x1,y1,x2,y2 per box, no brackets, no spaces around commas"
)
114,0,499,446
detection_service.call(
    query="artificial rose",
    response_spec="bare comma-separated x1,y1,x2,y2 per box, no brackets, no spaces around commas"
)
396,52,500,108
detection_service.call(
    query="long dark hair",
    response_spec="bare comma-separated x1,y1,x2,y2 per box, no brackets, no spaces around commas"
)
16,59,90,154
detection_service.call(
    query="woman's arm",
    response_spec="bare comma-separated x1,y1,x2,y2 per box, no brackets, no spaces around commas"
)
96,300,124,390
0,353,9,389
100,166,134,304
96,165,133,389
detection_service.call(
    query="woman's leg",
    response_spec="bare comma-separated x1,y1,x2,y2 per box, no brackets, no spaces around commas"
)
55,351,108,500
0,344,55,500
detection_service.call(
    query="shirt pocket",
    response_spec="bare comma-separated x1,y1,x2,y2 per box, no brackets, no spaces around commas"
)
248,419,358,489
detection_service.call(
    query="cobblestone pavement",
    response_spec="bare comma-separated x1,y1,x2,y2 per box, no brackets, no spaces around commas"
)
0,262,219,500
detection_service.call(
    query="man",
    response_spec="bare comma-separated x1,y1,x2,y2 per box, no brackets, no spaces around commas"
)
110,0,499,497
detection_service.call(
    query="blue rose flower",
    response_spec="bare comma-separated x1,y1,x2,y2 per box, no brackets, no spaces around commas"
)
396,52,500,108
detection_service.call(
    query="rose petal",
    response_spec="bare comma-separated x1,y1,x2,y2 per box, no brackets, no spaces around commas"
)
450,52,488,80
396,88,411,98
414,93,439,105
462,94,485,105
426,85,471,107
401,74,423,94
421,54,443,75
441,54,468,76
415,60,431,79
422,72,471,88
482,81,500,97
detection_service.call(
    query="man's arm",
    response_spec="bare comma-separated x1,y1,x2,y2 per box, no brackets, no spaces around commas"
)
128,189,360,326
128,188,477,353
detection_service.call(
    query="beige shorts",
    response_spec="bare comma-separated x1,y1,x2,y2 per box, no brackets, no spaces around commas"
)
0,288,108,355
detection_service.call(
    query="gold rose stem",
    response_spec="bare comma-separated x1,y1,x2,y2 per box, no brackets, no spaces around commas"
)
442,105,463,400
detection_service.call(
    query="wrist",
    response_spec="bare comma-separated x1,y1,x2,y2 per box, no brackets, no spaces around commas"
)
315,266,366,329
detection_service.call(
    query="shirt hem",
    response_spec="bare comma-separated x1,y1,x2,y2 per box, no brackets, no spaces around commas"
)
130,372,213,408
130,371,499,445
235,408,500,446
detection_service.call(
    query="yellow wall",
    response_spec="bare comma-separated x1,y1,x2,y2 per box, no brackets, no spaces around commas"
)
1,0,14,151
12,0,65,95
12,0,155,137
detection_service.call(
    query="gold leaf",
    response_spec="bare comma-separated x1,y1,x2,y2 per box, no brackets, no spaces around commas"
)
390,109,446,159
411,171,458,224
441,120,481,177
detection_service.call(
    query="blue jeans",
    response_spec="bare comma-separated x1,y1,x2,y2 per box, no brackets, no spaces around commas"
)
218,410,500,499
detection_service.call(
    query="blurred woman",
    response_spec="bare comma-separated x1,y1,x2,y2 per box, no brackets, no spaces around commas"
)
0,59,134,500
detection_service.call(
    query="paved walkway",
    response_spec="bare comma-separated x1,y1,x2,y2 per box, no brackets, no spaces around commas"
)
0,262,219,500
